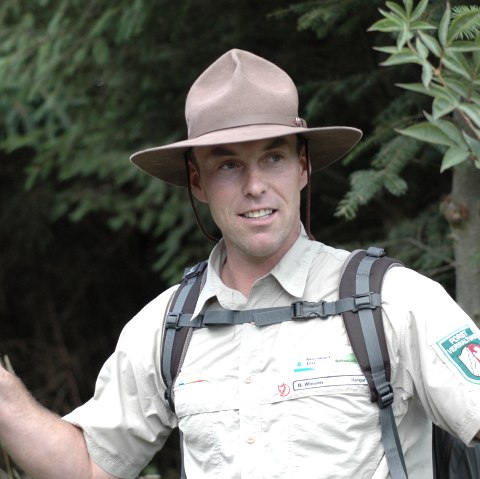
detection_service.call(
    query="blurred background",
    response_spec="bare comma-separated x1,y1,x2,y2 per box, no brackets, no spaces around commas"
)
1,0,479,476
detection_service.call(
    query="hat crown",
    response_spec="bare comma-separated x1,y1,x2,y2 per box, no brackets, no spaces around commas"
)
185,49,300,139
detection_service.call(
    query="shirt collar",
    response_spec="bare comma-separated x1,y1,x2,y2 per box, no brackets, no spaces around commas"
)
192,226,316,317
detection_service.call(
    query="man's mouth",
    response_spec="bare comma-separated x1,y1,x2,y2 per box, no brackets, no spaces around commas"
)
242,208,274,219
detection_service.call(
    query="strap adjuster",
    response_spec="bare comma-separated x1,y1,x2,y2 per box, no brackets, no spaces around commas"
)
166,312,182,330
353,292,379,311
377,383,394,408
183,261,207,280
291,301,304,319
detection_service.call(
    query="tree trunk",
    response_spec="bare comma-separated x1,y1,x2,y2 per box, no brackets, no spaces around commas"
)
446,162,480,326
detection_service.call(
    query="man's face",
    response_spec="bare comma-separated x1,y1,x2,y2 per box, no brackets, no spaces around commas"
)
189,135,308,264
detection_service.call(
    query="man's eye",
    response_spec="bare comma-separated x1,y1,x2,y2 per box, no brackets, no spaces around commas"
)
269,153,283,162
220,161,237,170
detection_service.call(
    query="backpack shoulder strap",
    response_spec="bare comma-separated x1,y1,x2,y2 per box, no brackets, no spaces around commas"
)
161,261,207,413
340,246,408,479
340,246,401,402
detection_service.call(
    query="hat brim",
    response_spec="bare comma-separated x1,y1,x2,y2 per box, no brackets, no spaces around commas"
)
130,124,362,187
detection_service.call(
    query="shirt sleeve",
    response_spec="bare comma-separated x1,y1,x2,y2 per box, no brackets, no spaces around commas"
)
382,266,480,445
63,285,179,479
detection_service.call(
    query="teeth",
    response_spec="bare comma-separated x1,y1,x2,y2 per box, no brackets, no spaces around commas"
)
243,209,273,218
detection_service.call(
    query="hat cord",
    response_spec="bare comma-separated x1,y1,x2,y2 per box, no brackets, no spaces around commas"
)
184,152,219,243
304,140,315,241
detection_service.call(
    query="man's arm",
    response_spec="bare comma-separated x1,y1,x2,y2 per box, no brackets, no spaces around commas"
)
0,365,118,479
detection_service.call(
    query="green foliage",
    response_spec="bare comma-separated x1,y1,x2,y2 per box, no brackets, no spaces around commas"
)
336,135,418,219
369,0,480,171
0,0,313,284
386,203,454,283
270,0,362,39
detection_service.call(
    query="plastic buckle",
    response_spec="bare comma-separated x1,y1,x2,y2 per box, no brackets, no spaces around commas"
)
291,301,304,319
166,312,182,330
377,383,394,408
292,301,323,320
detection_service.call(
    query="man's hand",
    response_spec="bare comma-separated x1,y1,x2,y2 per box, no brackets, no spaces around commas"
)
0,354,118,479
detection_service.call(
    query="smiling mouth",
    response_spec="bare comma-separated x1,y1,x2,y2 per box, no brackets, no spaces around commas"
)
242,208,274,219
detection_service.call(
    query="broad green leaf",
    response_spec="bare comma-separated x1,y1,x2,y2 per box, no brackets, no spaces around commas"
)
373,46,401,54
373,47,398,55
443,77,471,99
368,18,402,32
409,20,436,31
448,10,480,43
416,37,429,60
442,54,472,81
432,97,458,120
396,82,432,95
474,48,480,72
403,0,413,17
397,24,413,49
449,40,480,52
440,147,470,172
459,104,480,129
417,31,443,57
462,132,480,159
422,61,433,87
411,0,429,22
378,8,406,27
439,3,451,47
381,51,422,66
397,122,458,147
424,112,469,148
386,2,408,20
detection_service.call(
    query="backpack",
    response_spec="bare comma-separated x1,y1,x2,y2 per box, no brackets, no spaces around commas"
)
161,247,480,479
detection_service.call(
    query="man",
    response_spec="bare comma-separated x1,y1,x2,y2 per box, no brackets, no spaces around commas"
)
0,49,479,479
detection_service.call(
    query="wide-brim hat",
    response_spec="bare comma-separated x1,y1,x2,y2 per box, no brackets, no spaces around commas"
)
131,49,362,187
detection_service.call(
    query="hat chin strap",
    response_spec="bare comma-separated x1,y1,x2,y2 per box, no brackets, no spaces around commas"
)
304,140,315,241
184,153,219,243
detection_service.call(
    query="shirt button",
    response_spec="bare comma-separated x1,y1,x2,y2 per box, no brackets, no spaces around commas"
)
244,375,253,384
246,436,256,444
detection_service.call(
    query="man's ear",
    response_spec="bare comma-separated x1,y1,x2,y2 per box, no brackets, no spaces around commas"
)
299,143,309,190
188,160,208,203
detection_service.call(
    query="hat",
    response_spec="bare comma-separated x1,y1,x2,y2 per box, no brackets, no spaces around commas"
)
131,49,362,187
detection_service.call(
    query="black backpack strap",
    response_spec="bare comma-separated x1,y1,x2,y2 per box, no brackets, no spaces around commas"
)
161,261,207,413
340,246,408,479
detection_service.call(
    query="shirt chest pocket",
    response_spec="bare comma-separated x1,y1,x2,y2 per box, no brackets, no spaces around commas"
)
173,370,239,417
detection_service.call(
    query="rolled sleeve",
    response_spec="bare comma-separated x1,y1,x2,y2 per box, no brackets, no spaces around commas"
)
64,286,178,479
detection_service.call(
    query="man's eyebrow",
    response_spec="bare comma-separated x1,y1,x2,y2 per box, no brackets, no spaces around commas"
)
208,146,237,157
263,137,289,150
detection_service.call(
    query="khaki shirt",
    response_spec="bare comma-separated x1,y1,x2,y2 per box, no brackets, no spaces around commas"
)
65,230,480,478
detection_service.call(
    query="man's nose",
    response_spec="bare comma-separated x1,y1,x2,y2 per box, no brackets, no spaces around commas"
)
242,166,267,196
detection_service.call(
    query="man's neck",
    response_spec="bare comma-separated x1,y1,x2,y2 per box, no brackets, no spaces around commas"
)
220,233,301,297
220,255,277,297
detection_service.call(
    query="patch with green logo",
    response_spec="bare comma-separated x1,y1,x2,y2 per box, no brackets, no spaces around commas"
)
437,326,480,384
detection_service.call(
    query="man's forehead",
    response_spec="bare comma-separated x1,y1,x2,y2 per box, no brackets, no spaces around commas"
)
193,135,297,157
